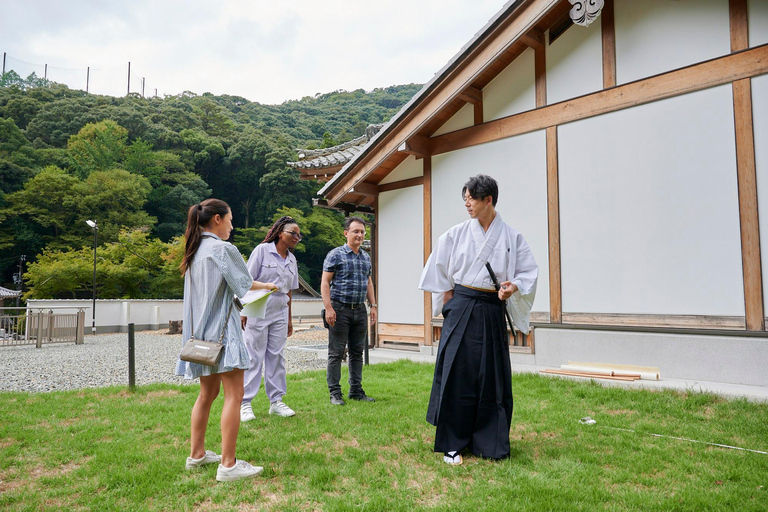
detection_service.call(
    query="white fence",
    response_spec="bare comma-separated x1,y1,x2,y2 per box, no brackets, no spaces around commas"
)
25,298,323,334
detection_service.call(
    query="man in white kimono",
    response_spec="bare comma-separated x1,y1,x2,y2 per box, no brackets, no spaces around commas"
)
419,174,538,464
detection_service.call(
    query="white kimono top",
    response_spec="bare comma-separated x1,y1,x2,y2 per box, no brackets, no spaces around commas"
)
419,212,538,333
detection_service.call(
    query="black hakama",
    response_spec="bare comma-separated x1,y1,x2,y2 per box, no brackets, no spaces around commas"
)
426,284,513,459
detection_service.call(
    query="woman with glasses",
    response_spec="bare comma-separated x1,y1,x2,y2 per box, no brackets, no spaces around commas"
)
240,216,302,420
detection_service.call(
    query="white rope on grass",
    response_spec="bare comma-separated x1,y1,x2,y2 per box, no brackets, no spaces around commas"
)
579,417,768,455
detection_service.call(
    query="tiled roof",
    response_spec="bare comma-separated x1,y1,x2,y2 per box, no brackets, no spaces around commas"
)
0,286,21,299
287,124,383,171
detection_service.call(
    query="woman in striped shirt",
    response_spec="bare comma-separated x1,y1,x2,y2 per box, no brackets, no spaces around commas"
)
176,198,276,482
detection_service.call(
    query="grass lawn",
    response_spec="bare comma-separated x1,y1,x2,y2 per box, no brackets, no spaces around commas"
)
1,360,767,511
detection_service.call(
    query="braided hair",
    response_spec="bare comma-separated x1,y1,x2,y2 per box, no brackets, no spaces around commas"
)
263,216,299,246
180,198,231,275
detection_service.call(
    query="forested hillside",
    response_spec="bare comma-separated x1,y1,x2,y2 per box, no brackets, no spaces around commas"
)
0,73,421,298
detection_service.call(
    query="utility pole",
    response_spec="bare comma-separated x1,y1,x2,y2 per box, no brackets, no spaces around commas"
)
141,77,145,97
2,52,5,75
44,63,47,80
127,61,131,95
15,255,25,308
86,67,90,94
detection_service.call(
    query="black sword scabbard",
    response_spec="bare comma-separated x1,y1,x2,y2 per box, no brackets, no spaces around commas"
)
485,262,516,342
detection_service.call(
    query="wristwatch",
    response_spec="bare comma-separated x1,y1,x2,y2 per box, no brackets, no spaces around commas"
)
369,304,377,308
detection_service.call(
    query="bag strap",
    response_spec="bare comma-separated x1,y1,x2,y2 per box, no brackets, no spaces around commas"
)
189,235,235,345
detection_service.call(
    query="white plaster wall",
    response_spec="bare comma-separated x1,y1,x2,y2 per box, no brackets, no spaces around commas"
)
483,47,535,122
431,131,550,313
753,75,768,313
546,16,603,105
432,103,474,137
558,85,743,316
377,186,425,324
614,0,730,85
26,299,183,332
378,154,423,185
749,0,768,47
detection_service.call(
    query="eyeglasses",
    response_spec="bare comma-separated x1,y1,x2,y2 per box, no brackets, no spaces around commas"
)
283,230,302,240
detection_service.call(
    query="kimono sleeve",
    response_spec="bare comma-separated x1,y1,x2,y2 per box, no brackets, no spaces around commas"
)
507,231,538,334
419,229,456,316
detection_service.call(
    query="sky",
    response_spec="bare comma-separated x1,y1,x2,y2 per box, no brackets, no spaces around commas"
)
1,0,506,104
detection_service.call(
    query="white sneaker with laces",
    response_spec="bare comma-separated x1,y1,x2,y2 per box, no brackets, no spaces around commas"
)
240,402,256,422
269,400,296,417
185,450,221,470
216,459,263,482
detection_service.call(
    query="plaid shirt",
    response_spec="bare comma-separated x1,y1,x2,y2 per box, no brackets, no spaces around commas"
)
323,244,371,304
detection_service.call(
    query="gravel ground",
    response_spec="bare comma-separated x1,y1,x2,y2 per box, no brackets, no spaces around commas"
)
0,322,329,393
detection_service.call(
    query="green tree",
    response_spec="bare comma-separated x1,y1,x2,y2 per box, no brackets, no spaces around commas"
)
67,120,128,178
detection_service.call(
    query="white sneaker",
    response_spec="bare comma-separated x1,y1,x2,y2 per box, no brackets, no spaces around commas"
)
240,402,256,422
185,450,221,470
269,400,296,417
216,459,263,482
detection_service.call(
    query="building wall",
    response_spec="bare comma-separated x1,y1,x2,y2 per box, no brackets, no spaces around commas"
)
614,0,730,85
546,11,602,105
431,130,550,314
432,103,474,136
377,185,425,324
513,328,768,388
378,154,423,185
483,47,536,121
750,0,768,47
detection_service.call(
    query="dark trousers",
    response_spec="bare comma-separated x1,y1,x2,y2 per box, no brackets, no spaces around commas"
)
327,302,367,396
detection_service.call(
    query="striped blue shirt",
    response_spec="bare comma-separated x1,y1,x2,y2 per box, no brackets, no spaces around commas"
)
323,244,371,304
175,232,253,378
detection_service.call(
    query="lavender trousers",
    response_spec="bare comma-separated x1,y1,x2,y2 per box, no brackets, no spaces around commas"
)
242,293,289,404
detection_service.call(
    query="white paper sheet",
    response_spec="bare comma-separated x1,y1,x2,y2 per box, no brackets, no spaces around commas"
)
239,289,275,319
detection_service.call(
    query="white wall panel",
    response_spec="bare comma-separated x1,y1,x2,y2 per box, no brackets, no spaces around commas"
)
378,154,423,185
432,103,474,136
749,0,768,47
546,17,603,105
378,186,425,324
753,75,768,312
615,0,730,85
559,85,743,315
431,131,550,312
483,47,535,122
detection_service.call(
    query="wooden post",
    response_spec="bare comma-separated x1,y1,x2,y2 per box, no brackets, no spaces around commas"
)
601,0,616,89
76,309,85,344
547,126,562,323
423,156,433,346
36,311,43,348
730,0,764,331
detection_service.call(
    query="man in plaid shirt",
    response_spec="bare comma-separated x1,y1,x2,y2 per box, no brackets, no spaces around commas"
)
321,217,378,405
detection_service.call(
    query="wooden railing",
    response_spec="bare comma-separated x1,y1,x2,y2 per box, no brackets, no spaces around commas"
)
0,307,85,347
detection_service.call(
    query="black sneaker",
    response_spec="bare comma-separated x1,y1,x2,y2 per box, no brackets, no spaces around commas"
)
348,392,375,402
330,393,346,406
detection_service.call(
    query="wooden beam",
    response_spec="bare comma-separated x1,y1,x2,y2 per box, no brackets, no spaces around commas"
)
423,156,432,346
729,0,749,53
459,85,483,105
374,194,380,347
520,28,545,50
474,102,484,125
323,0,562,205
546,126,561,323
733,78,764,331
397,134,431,158
349,181,378,197
378,176,424,194
561,313,746,330
535,45,546,108
430,44,768,156
601,0,616,88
